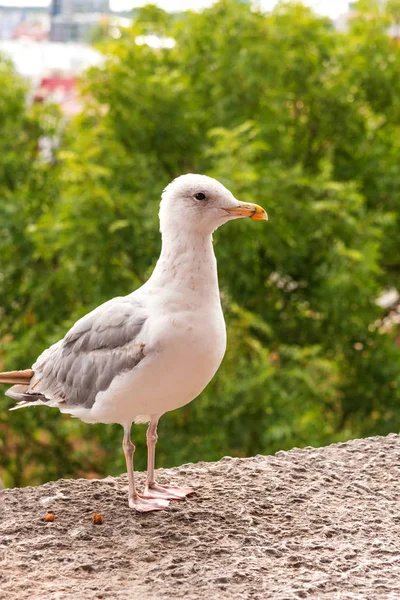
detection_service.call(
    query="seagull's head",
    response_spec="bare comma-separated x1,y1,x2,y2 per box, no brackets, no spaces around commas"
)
159,174,268,236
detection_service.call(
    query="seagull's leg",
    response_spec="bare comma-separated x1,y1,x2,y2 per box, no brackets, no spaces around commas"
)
141,416,194,501
122,424,169,512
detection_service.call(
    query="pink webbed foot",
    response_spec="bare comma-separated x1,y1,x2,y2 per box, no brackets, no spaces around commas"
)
129,495,170,512
142,482,194,501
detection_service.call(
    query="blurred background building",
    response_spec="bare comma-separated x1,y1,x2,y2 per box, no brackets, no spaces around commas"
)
0,0,119,113
49,0,110,42
0,4,50,40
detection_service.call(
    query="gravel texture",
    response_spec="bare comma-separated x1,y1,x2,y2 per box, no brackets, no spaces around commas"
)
1,434,400,600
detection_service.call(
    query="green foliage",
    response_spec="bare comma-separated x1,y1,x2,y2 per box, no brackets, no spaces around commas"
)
1,1,400,487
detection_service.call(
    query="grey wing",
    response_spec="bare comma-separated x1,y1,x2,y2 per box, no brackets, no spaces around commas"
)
17,296,148,409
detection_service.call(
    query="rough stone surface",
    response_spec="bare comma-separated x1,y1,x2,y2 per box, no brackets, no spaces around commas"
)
1,434,400,600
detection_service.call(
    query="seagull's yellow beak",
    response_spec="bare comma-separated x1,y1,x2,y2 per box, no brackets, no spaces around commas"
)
224,202,268,221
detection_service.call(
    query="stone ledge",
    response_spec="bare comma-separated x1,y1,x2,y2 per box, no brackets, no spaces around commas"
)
1,434,400,600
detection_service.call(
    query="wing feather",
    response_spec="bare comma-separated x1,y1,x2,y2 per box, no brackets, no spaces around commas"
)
8,296,148,410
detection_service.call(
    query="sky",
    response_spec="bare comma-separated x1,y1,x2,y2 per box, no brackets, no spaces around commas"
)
0,0,350,20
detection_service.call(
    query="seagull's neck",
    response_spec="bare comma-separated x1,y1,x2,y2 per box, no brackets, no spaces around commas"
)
148,229,220,302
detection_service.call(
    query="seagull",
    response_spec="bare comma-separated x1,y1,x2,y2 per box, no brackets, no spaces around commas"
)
0,174,267,512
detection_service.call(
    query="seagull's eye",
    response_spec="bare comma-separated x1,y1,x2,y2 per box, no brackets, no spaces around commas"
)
194,192,207,201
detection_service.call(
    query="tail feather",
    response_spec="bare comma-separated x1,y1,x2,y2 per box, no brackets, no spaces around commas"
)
0,369,33,385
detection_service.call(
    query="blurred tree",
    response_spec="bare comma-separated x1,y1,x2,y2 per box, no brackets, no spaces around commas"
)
1,1,400,487
0,55,78,486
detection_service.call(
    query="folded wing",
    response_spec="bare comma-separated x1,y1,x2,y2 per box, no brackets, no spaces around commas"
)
7,296,148,410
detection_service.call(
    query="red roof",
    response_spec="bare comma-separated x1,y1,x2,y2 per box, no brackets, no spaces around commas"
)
40,77,76,92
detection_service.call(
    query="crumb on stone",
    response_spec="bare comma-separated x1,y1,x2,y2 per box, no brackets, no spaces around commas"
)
44,513,55,522
92,513,104,525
